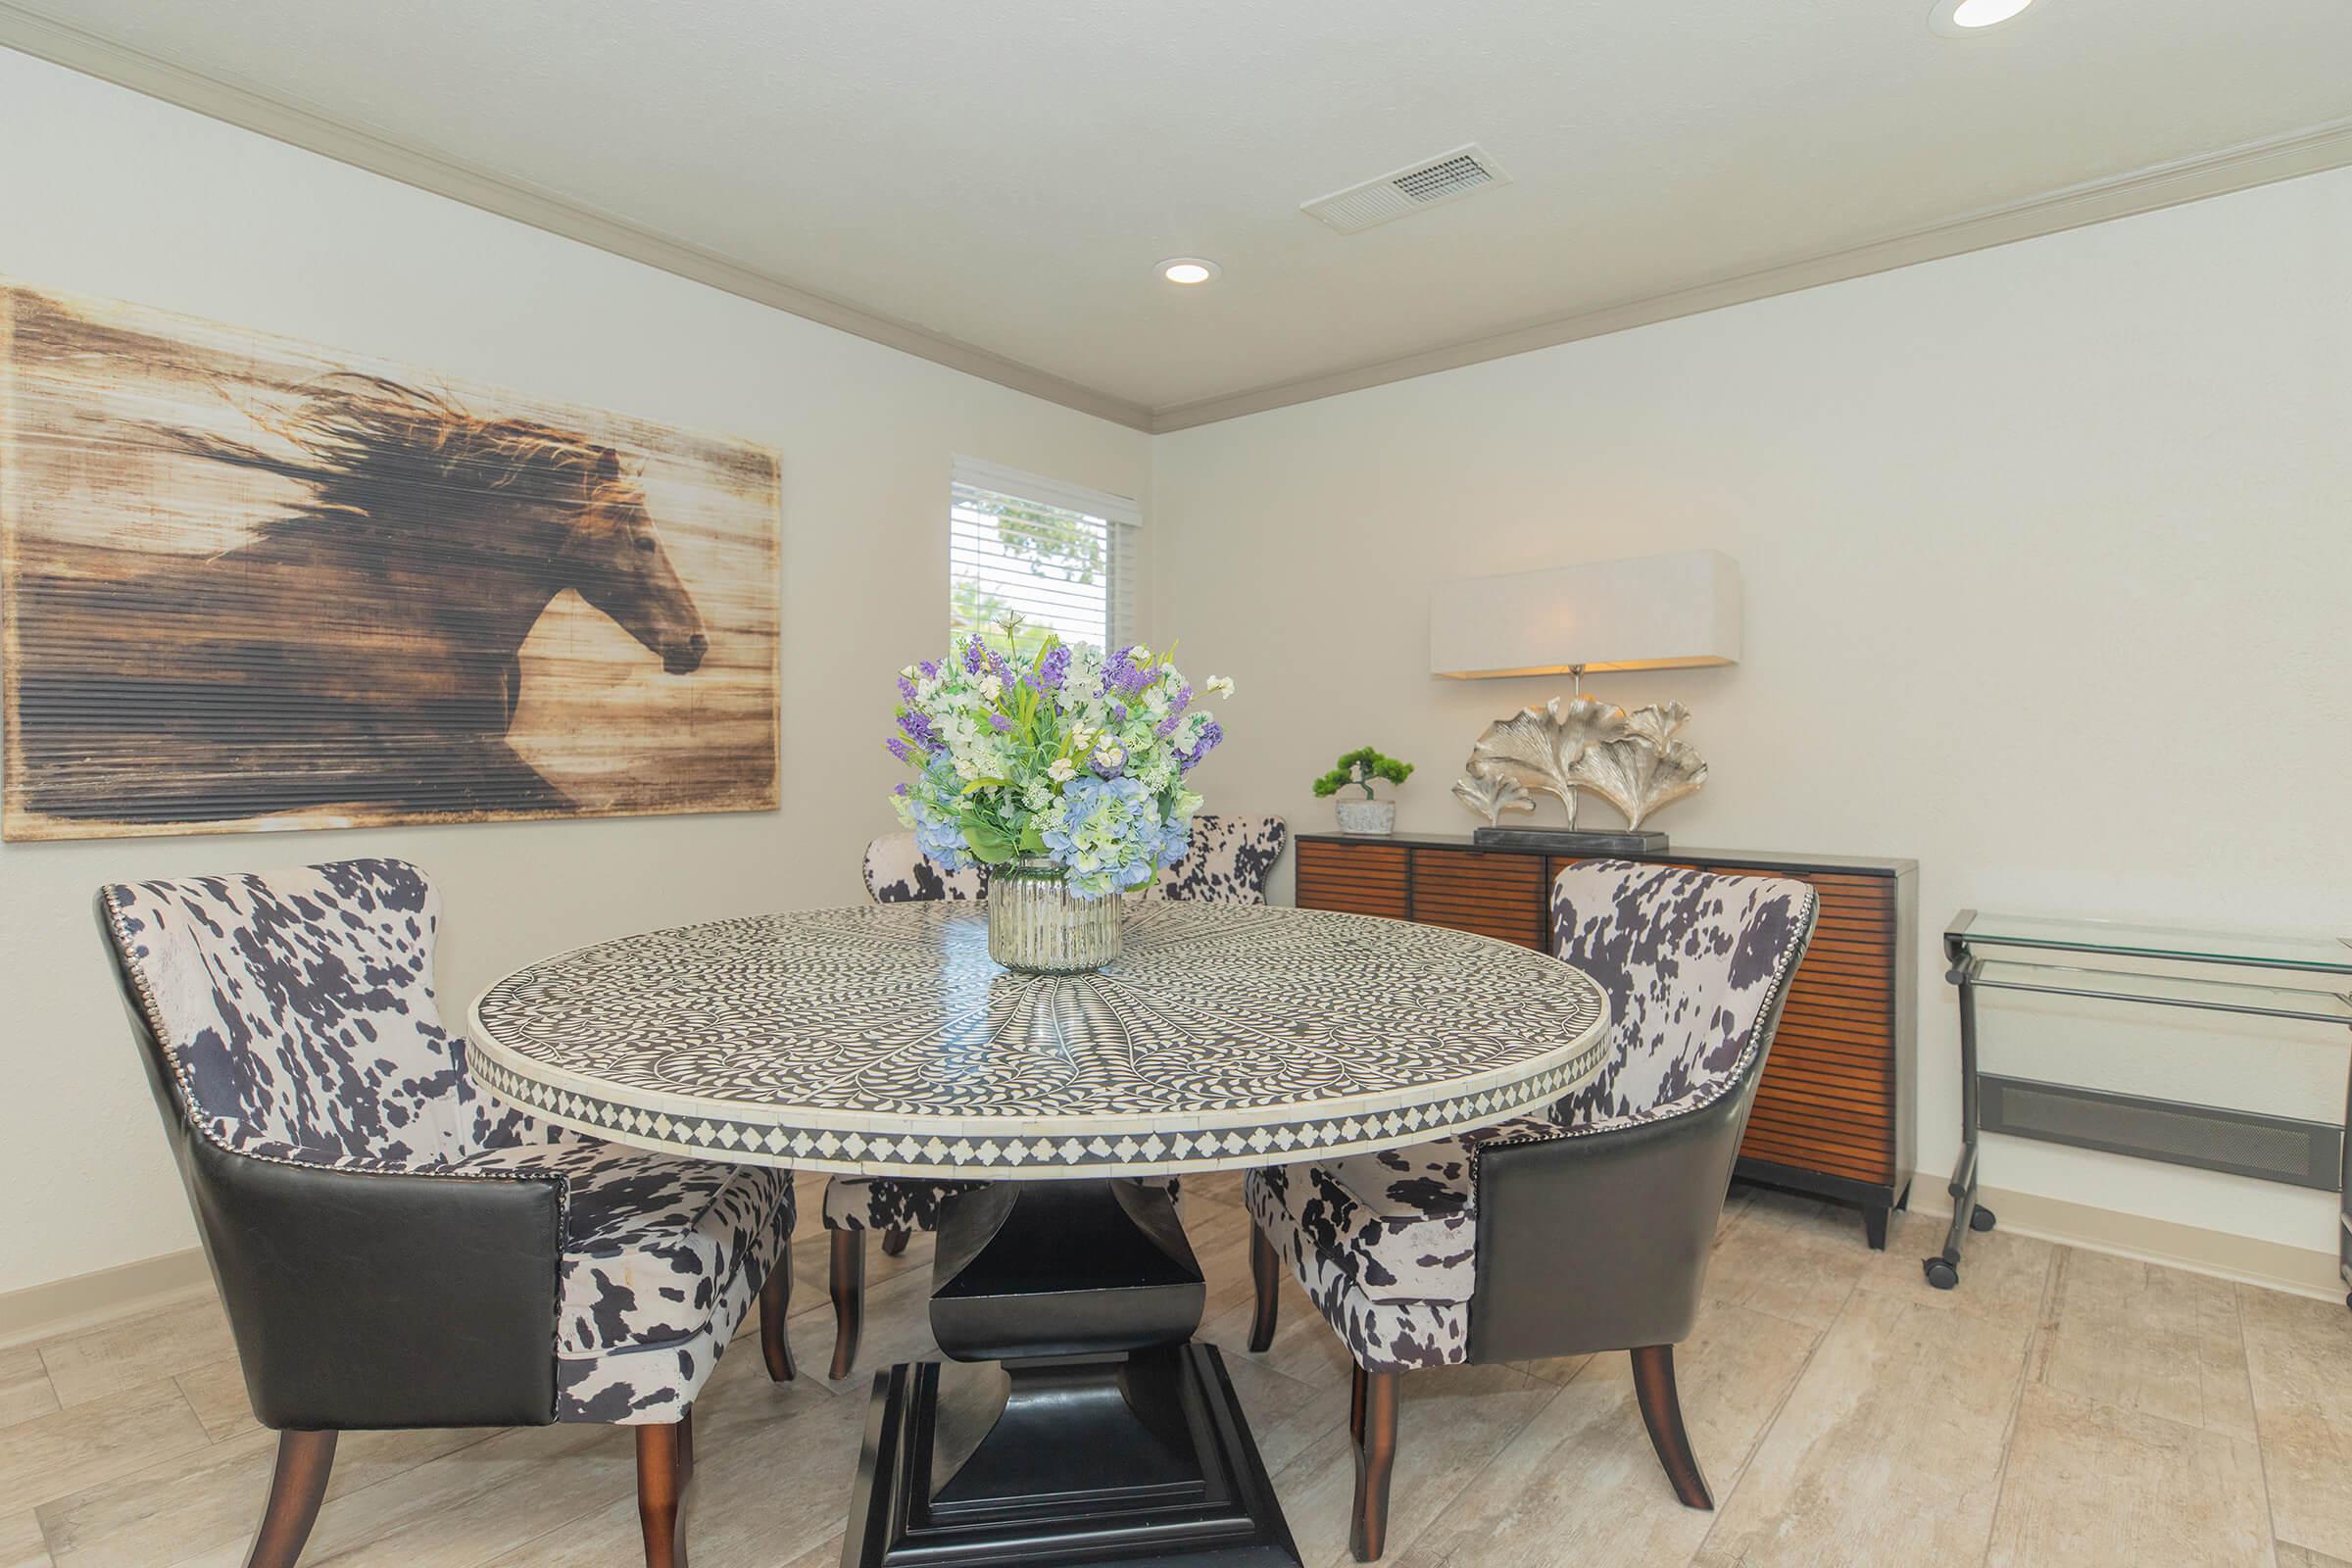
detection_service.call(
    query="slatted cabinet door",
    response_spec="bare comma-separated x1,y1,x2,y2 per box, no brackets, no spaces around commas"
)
1296,837,1409,919
1410,848,1546,948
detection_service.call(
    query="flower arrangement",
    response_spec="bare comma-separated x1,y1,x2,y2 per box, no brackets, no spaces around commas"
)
888,620,1234,900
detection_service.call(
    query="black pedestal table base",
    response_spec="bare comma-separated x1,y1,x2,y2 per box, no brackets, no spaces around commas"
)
843,1179,1300,1568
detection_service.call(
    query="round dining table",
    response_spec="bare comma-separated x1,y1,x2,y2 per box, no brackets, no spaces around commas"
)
468,899,1610,1568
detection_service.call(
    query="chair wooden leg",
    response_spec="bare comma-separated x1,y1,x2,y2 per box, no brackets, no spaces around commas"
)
1248,1220,1280,1352
635,1421,689,1568
1349,1366,1399,1563
760,1258,795,1382
245,1429,335,1568
829,1229,866,1381
1630,1345,1713,1509
677,1409,696,1487
880,1226,910,1257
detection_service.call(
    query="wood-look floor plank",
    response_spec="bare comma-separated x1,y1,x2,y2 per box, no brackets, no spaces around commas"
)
0,1381,211,1518
0,1353,57,1434
2279,1543,2352,1567
1691,1289,2032,1568
1394,1302,1819,1568
1985,1384,2272,1566
2239,1284,2352,1560
2029,1248,2256,1440
38,1424,485,1568
0,1510,49,1568
170,1360,257,1446
1269,1362,1558,1568
219,1421,634,1568
36,1301,236,1411
475,1357,861,1568
1700,1194,1869,1330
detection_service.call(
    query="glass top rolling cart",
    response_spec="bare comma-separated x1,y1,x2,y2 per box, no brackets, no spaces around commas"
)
1933,911,2352,1298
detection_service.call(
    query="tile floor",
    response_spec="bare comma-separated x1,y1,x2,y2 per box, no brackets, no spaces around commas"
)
6,1174,2349,1567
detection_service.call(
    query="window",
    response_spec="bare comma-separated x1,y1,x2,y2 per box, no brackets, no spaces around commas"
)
951,457,1138,656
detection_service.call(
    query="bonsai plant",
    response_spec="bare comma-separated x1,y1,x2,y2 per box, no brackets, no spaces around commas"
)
1313,746,1413,836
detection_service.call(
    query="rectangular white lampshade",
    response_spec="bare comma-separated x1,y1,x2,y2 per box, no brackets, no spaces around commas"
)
1430,550,1741,679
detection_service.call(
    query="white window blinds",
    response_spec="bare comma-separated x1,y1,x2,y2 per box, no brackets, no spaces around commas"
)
950,457,1139,653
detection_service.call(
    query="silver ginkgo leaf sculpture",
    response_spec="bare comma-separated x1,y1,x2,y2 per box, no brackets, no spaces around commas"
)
1451,767,1537,827
1467,695,1631,830
1566,702,1709,830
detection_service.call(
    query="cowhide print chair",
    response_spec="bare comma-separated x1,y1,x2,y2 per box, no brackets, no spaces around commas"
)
1244,860,1817,1561
98,859,798,1568
1131,812,1289,904
861,828,988,904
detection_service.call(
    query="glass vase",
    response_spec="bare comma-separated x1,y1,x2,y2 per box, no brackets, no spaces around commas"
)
988,855,1121,973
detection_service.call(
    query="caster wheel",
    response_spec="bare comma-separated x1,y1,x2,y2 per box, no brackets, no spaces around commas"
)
1923,1257,1959,1291
1970,1206,1997,1233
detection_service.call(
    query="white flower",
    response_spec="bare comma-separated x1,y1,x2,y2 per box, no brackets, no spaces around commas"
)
1094,741,1126,770
1069,724,1094,753
1048,758,1077,783
1129,645,1151,662
979,674,1003,701
1203,675,1236,700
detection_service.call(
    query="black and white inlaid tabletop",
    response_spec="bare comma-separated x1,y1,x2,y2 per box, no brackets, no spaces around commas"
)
466,901,1612,1180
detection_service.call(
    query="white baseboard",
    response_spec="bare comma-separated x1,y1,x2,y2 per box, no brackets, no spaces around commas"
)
0,1247,216,1350
1911,1184,2343,1304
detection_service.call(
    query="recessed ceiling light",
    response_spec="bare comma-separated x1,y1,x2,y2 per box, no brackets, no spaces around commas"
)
1930,0,2036,35
1158,258,1220,285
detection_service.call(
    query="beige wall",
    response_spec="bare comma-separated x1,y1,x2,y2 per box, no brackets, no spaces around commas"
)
1152,166,2352,1258
0,53,1151,1297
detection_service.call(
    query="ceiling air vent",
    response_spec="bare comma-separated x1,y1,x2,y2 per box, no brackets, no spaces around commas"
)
1301,144,1512,235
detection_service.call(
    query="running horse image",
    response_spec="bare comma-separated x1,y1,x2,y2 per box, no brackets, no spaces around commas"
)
1,285,781,839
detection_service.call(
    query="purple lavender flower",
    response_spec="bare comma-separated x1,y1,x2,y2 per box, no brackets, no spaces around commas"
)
962,640,984,674
987,711,1011,733
918,660,940,679
987,650,1015,689
1180,718,1223,771
886,737,915,763
1035,644,1071,690
1155,710,1183,738
898,710,937,746
1169,684,1192,716
893,782,910,798
897,675,919,703
1102,645,1157,697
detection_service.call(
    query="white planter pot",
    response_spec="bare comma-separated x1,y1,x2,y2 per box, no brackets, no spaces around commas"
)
1334,800,1396,836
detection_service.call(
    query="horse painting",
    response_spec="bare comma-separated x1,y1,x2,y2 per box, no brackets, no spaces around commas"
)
1,285,781,840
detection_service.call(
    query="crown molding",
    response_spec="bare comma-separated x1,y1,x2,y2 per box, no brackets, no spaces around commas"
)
0,3,1158,432
5,4,2347,439
1147,116,2352,432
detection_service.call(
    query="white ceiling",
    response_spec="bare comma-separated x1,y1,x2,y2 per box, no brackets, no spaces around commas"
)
9,0,2352,426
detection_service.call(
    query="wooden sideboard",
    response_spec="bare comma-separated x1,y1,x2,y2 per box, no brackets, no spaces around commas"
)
1295,832,1918,1248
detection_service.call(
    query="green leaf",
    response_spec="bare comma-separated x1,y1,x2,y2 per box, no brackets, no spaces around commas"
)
963,818,1018,864
1019,820,1050,855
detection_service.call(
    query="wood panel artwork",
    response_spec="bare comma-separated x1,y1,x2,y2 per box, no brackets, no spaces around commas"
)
1296,832,1918,1248
0,283,782,840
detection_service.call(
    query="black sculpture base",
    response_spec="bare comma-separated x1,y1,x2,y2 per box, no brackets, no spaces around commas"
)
1472,825,1668,854
843,1180,1299,1568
